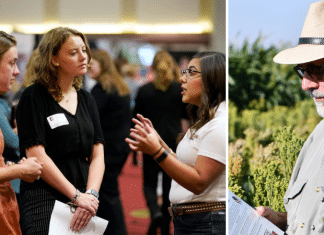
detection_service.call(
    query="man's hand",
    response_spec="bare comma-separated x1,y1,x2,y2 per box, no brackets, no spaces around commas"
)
255,206,287,231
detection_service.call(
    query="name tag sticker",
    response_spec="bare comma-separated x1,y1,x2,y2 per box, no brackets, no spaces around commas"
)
47,113,69,129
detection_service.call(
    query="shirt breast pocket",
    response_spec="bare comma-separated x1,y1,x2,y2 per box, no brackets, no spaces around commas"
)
284,179,307,216
284,179,308,234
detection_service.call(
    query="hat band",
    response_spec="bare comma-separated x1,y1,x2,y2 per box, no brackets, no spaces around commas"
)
299,37,324,45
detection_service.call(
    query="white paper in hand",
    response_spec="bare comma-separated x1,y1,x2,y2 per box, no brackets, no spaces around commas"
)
49,200,108,235
228,190,284,235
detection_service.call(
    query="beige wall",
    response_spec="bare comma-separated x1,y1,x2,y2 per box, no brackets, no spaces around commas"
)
0,0,205,25
0,0,225,53
0,0,44,24
59,0,121,23
210,0,226,54
0,0,217,33
137,0,200,24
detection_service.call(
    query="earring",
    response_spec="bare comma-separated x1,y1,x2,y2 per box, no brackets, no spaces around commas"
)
56,63,59,66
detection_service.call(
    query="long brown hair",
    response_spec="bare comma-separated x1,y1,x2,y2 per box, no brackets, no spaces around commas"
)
183,52,226,140
91,49,129,96
35,27,91,101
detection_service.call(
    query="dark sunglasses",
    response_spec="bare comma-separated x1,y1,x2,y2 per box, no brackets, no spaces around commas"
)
293,64,324,80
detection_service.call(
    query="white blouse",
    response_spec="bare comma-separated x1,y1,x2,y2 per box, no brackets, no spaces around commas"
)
169,102,227,204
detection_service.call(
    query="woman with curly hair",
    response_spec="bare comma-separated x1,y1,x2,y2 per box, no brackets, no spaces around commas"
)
16,27,105,234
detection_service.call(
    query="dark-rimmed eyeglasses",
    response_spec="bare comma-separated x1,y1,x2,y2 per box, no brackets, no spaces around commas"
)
181,69,201,77
294,64,324,80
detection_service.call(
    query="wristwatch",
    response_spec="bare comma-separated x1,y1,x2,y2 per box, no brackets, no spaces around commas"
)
155,150,169,164
85,189,99,199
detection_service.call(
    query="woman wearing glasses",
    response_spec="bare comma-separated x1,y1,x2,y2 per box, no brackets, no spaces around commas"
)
133,51,188,235
126,52,226,234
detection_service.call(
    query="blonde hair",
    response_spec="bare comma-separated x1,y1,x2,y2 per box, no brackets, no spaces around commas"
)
122,63,140,78
172,58,181,82
35,27,91,102
22,49,39,87
91,49,129,96
151,51,178,91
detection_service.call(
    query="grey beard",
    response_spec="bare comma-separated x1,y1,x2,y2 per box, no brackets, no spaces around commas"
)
310,90,324,118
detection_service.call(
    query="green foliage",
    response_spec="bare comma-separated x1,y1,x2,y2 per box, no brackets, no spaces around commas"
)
251,127,302,211
228,34,321,212
228,175,244,198
229,100,243,142
274,126,304,180
229,99,321,146
229,35,308,111
228,144,246,186
252,161,288,212
229,101,315,211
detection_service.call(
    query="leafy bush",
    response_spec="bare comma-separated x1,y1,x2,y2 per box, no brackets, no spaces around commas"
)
229,125,305,211
229,99,320,145
229,35,308,111
251,127,303,212
229,35,322,211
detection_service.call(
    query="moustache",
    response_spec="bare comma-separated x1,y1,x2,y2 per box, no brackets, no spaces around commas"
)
310,90,324,99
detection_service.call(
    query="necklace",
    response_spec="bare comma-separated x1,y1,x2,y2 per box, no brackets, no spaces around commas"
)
64,88,74,103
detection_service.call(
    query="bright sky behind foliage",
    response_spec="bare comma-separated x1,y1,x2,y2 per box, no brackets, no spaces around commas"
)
229,0,316,49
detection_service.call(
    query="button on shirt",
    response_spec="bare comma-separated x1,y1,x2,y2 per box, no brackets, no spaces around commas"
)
284,119,324,234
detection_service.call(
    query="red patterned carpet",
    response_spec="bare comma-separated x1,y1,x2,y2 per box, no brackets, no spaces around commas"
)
119,153,150,234
118,153,173,235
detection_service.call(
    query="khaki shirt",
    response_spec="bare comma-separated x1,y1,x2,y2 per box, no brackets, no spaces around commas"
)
285,119,324,234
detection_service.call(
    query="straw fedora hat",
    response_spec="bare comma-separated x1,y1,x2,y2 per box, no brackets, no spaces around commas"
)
274,1,324,64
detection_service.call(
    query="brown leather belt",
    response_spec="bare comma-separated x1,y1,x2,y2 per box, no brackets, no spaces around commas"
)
168,201,225,218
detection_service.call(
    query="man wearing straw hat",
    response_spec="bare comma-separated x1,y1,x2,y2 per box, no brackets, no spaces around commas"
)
256,1,324,235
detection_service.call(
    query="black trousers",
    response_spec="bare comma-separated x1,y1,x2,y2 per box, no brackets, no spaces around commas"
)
97,154,128,235
143,154,172,235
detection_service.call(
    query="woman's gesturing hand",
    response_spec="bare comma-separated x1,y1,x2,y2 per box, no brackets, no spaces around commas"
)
125,114,161,155
136,114,162,144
